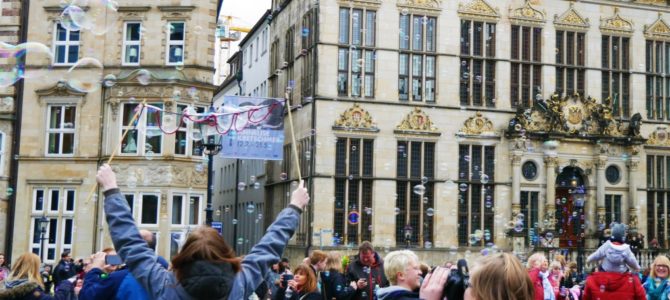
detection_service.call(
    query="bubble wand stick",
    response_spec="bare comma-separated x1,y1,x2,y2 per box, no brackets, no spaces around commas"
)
85,99,147,204
284,91,302,180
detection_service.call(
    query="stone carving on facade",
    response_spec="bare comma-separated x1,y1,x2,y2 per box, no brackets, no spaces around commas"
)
554,3,589,31
35,80,87,107
174,166,207,187
647,127,670,147
158,6,195,20
458,112,496,136
544,156,559,167
627,158,640,170
111,165,174,186
0,97,14,113
645,14,670,41
457,0,499,21
600,8,634,36
629,208,639,230
332,103,379,132
338,0,382,9
395,107,440,135
397,0,442,12
506,93,645,145
509,1,545,26
511,138,527,151
117,6,150,20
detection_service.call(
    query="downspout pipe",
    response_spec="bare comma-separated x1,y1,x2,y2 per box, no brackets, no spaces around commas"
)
6,0,29,261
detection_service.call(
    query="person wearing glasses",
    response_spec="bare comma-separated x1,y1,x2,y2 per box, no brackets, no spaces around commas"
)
643,256,670,300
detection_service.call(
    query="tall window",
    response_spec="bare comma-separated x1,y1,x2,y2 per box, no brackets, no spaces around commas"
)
511,25,542,108
167,22,185,65
123,22,141,65
140,193,160,225
46,105,76,155
460,20,496,107
338,7,376,98
399,14,436,102
334,138,373,246
555,30,585,96
284,26,295,104
396,141,434,247
53,23,80,65
647,155,670,246
645,40,670,120
120,103,163,156
458,145,495,246
520,191,539,245
30,188,76,262
605,194,622,225
171,194,203,226
175,104,205,156
301,8,317,100
602,35,630,118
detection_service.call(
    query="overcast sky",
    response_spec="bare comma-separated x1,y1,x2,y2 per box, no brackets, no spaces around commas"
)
220,0,271,31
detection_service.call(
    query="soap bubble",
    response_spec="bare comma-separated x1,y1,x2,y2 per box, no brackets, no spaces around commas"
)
246,203,255,213
60,5,85,31
424,241,432,249
279,172,288,180
66,57,104,92
394,207,400,215
413,184,426,195
249,175,256,183
237,237,244,244
136,69,152,85
426,208,434,217
232,219,238,225
127,174,137,188
14,42,54,80
102,74,117,87
194,163,205,173
459,183,468,192
252,182,261,189
421,176,428,184
481,174,489,184
238,182,246,191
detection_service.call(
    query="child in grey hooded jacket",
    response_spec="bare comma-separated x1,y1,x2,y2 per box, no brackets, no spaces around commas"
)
586,223,641,273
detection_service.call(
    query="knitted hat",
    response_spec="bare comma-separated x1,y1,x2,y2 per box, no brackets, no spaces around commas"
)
611,223,626,242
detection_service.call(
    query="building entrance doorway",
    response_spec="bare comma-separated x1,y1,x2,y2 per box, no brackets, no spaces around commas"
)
554,167,587,248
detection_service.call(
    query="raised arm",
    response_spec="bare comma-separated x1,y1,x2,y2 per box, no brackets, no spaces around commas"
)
229,181,310,299
97,164,174,298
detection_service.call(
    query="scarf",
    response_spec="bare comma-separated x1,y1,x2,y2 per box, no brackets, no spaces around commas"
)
645,276,668,300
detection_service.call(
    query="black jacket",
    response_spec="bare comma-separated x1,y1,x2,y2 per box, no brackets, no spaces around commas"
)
0,279,74,300
321,269,355,300
346,253,389,300
52,260,75,287
273,287,322,300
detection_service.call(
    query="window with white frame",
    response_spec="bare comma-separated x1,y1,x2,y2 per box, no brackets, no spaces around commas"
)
167,22,185,65
30,188,75,263
47,105,76,155
399,14,436,102
169,193,205,226
605,194,622,225
140,194,160,225
123,22,142,65
175,104,204,156
120,103,163,156
262,28,268,53
53,23,80,65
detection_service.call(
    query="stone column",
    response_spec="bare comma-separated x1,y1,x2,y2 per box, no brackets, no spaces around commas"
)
627,157,640,229
544,156,558,230
512,150,523,210
596,155,608,228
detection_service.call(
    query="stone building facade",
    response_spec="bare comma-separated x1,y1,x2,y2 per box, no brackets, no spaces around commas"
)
9,0,217,263
266,0,670,264
0,0,23,254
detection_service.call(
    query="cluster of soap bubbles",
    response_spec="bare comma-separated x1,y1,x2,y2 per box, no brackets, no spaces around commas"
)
60,0,119,35
0,42,53,88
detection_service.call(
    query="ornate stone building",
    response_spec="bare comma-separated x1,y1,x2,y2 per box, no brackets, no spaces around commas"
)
8,0,217,262
266,0,670,264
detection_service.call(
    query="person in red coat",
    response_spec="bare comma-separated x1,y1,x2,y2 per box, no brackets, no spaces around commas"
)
583,271,646,300
527,253,547,300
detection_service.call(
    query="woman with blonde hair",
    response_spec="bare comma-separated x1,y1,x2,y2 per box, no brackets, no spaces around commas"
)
321,252,355,300
0,253,74,299
527,252,547,300
274,264,322,300
464,253,535,300
643,255,670,300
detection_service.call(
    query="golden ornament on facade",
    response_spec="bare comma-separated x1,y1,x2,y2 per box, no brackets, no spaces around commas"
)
509,1,545,25
553,3,589,30
647,127,670,147
459,112,495,136
397,0,441,9
395,107,438,133
645,14,670,41
600,8,634,35
458,0,499,21
332,103,379,132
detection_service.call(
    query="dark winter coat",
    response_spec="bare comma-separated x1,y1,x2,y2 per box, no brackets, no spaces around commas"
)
583,271,645,300
0,279,74,300
52,261,75,287
346,253,389,300
272,286,322,300
321,269,355,300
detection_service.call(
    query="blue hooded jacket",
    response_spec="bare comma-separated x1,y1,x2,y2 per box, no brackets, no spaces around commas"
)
78,256,169,300
102,188,301,299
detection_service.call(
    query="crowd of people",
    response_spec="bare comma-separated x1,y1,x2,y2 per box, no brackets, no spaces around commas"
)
0,164,669,299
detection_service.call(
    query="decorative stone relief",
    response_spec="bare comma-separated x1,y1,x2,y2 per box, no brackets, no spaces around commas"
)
458,112,496,136
174,167,207,187
397,0,442,13
554,3,589,31
645,13,670,41
0,96,14,112
337,0,382,9
647,127,670,147
112,165,174,186
332,103,379,132
35,81,87,107
158,6,195,20
457,0,499,21
395,107,440,135
509,1,546,26
600,8,634,36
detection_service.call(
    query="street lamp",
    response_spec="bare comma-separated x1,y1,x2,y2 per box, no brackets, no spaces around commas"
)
37,216,49,262
404,224,413,249
199,113,222,227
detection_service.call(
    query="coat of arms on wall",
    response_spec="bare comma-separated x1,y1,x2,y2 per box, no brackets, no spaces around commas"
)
506,93,644,145
332,103,379,132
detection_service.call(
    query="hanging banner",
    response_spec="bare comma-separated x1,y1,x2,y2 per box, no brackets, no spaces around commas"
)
220,96,285,160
